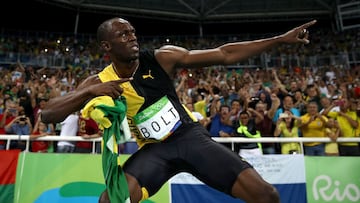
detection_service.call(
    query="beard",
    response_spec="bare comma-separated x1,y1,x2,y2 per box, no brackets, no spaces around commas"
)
124,53,139,62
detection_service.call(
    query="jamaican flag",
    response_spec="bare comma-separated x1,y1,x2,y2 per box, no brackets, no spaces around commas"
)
82,96,131,203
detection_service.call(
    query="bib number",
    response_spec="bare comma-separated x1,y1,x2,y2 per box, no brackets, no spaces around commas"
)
133,96,181,140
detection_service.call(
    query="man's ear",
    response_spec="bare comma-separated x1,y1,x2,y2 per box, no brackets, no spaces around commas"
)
100,41,110,51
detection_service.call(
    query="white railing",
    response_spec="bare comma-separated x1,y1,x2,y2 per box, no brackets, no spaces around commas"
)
0,135,103,154
1,134,360,154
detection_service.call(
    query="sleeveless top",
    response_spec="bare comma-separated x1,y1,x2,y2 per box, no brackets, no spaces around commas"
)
98,50,196,147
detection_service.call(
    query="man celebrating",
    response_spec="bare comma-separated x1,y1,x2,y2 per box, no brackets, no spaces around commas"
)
42,17,316,203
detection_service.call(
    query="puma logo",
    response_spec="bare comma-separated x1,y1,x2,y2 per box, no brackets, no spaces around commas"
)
142,70,154,79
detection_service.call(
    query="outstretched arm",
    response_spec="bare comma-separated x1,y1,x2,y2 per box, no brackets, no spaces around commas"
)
156,20,316,75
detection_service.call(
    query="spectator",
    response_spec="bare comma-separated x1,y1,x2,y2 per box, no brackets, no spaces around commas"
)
30,114,55,152
5,106,32,151
319,96,339,114
33,97,48,124
185,102,211,127
175,74,189,105
323,98,360,156
317,79,330,98
209,99,233,134
298,101,329,156
193,93,209,119
272,95,301,124
235,108,264,157
75,113,102,153
293,89,307,115
18,86,35,125
287,81,301,97
255,101,278,154
270,68,289,98
56,112,79,153
229,98,243,123
208,103,234,149
256,90,272,110
274,110,302,154
305,84,322,110
324,118,340,156
0,99,19,149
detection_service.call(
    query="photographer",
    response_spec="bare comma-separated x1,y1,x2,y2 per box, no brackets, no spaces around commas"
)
4,107,33,151
0,99,20,149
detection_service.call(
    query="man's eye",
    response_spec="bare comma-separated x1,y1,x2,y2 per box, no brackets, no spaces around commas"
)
120,33,130,41
119,33,127,39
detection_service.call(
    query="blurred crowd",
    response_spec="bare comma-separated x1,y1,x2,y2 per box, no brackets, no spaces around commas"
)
1,27,360,69
1,27,360,156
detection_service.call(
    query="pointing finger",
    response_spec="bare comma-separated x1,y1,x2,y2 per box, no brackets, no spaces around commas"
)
300,20,317,29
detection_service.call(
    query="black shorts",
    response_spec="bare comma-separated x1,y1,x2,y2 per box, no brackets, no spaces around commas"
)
123,122,253,196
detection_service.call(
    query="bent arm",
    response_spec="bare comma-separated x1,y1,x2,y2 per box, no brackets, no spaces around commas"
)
340,112,359,128
267,94,281,119
41,75,100,124
42,75,131,124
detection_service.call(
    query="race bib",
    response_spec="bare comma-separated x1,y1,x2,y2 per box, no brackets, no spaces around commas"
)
133,96,182,140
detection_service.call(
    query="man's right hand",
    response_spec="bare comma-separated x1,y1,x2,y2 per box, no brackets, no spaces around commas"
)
87,78,132,99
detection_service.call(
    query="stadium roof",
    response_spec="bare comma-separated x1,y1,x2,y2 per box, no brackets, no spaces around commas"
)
36,0,337,24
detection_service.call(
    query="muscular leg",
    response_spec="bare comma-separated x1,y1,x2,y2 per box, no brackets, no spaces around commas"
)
99,173,143,203
100,169,279,203
231,168,280,203
126,173,143,202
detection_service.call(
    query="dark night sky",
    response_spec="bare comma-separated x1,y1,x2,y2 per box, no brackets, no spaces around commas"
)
1,0,333,37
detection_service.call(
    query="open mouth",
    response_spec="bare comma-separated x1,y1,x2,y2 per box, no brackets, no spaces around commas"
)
130,43,139,51
131,46,139,51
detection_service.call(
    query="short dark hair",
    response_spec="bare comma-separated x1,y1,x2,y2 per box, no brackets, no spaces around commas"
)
220,104,230,111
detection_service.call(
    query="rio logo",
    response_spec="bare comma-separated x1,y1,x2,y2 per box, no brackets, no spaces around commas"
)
313,175,360,202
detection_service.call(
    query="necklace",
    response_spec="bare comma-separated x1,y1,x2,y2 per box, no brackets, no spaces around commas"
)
112,62,139,78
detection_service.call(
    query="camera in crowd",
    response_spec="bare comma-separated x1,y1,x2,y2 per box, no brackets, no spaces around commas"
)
19,115,26,122
279,113,289,119
248,97,260,109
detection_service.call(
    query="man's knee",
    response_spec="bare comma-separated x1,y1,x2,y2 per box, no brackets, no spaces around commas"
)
263,185,280,203
247,184,280,203
232,168,280,203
